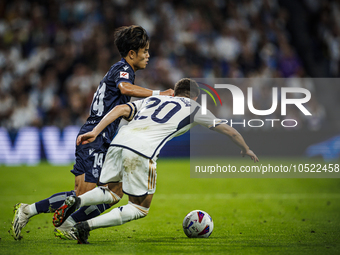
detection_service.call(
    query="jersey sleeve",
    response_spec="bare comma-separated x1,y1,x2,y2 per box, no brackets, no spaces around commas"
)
193,105,223,129
115,67,135,87
123,99,144,121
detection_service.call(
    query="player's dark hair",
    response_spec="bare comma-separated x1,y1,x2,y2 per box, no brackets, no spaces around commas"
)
174,78,200,99
114,25,149,57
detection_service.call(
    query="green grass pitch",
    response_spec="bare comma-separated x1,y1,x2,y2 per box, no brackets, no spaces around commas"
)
1,158,340,254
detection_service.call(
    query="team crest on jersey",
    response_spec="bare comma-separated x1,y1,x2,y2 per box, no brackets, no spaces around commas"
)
120,71,129,79
123,65,129,71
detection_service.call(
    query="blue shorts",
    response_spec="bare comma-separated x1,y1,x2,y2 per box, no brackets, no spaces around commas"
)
71,133,110,183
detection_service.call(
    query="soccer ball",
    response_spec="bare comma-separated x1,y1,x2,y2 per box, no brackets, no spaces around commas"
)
182,210,214,238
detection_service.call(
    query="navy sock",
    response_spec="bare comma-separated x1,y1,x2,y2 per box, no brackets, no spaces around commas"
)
71,204,111,223
35,190,76,213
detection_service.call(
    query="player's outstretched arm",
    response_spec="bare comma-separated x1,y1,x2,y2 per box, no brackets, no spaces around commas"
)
118,82,174,97
76,104,131,145
212,124,259,163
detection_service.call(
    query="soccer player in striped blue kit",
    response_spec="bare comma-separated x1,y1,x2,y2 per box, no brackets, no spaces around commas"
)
53,78,258,244
11,25,173,240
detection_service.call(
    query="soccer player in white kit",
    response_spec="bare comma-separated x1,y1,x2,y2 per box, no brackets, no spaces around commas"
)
53,78,259,244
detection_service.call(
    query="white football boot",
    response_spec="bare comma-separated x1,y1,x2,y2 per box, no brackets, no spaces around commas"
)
11,203,30,240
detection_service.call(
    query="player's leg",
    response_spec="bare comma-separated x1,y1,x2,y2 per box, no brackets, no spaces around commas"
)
11,189,76,240
53,183,123,227
20,171,91,219
73,194,153,244
73,182,123,208
61,175,106,228
70,148,157,244
74,174,97,196
67,181,122,225
11,173,93,240
53,184,123,240
88,194,152,229
54,137,113,239
52,175,99,240
54,147,124,229
12,132,100,240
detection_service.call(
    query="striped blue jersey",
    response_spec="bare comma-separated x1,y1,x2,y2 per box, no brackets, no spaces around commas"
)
81,58,135,143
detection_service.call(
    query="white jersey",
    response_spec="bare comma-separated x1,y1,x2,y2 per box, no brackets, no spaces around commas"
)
111,96,220,160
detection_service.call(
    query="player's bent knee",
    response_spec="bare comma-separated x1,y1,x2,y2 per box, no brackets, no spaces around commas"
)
108,182,124,199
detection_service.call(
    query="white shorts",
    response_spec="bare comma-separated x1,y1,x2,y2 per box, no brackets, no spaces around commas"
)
99,146,157,196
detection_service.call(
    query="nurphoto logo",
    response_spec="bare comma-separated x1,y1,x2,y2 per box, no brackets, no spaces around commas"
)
199,84,312,128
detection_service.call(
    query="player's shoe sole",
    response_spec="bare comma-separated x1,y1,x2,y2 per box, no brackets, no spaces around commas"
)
53,196,80,227
71,222,90,244
11,203,29,240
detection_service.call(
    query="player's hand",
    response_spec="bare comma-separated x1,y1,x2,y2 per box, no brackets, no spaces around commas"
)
241,149,259,163
160,89,174,96
77,131,97,145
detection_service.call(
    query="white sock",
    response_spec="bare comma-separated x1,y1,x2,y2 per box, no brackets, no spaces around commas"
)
78,186,120,207
26,203,38,218
87,202,149,230
64,216,76,227
58,216,76,229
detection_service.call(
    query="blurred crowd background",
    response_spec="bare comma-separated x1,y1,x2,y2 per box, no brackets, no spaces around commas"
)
0,0,339,131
